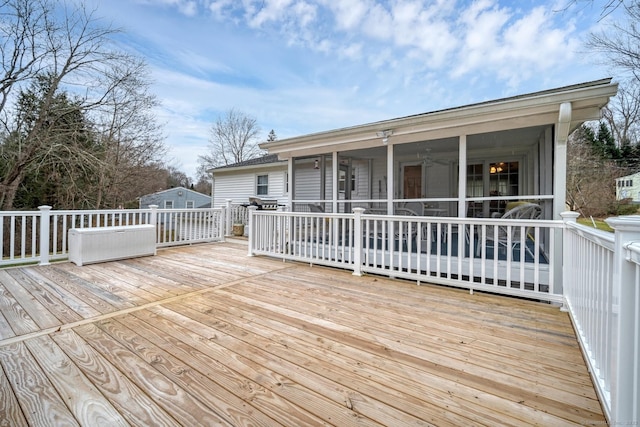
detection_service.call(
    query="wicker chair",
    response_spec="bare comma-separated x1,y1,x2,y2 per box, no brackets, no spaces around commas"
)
481,203,542,260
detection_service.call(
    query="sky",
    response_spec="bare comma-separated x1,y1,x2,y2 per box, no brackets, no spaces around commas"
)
84,0,621,179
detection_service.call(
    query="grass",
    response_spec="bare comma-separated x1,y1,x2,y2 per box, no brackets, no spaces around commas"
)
577,217,614,232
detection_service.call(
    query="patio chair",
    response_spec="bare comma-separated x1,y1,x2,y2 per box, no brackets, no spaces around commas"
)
394,207,419,216
480,202,542,260
307,204,324,213
403,202,424,216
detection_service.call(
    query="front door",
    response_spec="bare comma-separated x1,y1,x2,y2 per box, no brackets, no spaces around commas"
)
403,165,422,199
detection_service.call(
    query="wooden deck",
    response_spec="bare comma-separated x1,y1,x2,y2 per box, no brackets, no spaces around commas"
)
0,241,604,426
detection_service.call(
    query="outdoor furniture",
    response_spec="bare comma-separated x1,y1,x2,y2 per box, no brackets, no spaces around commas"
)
403,201,424,216
481,202,543,260
307,204,325,213
394,207,419,216
424,207,447,216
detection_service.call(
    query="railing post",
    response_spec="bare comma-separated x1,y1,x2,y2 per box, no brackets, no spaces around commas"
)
605,215,640,425
149,205,158,226
560,211,580,311
38,205,51,266
352,208,365,276
247,205,258,257
225,199,233,236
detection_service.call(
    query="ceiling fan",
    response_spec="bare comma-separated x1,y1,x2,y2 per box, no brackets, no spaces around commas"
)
419,148,448,166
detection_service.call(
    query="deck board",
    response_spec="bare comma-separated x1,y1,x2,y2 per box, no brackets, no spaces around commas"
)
0,241,606,426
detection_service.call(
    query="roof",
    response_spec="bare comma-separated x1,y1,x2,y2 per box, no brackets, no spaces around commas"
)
616,171,640,181
140,186,209,199
210,154,286,172
260,78,618,158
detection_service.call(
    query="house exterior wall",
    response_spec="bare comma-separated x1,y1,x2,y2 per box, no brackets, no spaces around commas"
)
139,187,210,209
616,172,640,202
212,166,288,208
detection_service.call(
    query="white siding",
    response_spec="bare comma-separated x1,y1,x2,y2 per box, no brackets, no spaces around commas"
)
213,167,288,208
295,161,322,201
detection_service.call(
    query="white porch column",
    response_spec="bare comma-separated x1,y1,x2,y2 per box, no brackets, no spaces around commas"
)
288,158,293,209
332,152,338,213
458,135,467,217
386,143,394,214
554,102,572,219
553,102,572,294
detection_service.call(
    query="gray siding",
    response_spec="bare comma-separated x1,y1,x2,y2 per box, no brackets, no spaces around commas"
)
140,187,210,209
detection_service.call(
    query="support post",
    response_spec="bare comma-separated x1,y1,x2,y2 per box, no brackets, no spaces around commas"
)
605,215,640,425
247,205,258,257
225,199,233,237
149,205,159,244
560,211,580,309
38,206,51,266
352,208,365,276
149,205,158,226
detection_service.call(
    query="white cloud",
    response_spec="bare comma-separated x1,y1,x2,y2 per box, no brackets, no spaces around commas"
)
85,0,611,178
451,1,580,87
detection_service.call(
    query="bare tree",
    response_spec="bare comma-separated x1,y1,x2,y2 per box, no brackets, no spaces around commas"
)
602,80,640,148
566,124,633,217
588,1,640,81
198,108,263,170
0,0,166,209
90,59,166,208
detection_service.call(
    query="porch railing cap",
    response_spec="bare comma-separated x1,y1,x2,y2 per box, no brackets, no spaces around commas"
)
606,215,640,232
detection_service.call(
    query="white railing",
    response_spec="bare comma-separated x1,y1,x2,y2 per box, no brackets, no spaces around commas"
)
0,205,225,266
562,213,639,425
154,208,225,247
250,209,356,270
248,207,561,303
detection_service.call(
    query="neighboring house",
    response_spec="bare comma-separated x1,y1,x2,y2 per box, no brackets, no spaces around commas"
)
139,186,211,209
259,78,618,221
616,172,640,202
209,154,289,208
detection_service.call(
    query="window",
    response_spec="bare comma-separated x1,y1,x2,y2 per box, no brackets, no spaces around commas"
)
338,168,356,193
186,200,194,208
489,162,519,196
164,200,173,209
257,174,268,195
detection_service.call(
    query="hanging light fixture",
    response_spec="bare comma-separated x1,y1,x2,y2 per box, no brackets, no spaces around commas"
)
314,159,319,169
376,130,393,145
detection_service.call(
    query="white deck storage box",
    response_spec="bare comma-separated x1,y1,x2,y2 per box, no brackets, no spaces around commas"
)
68,225,156,266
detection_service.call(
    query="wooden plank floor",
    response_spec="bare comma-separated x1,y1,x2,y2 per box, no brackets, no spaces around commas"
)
0,241,605,426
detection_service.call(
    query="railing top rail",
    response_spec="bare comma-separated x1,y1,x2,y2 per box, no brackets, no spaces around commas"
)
565,221,615,250
0,210,41,215
252,210,353,219
153,208,221,213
